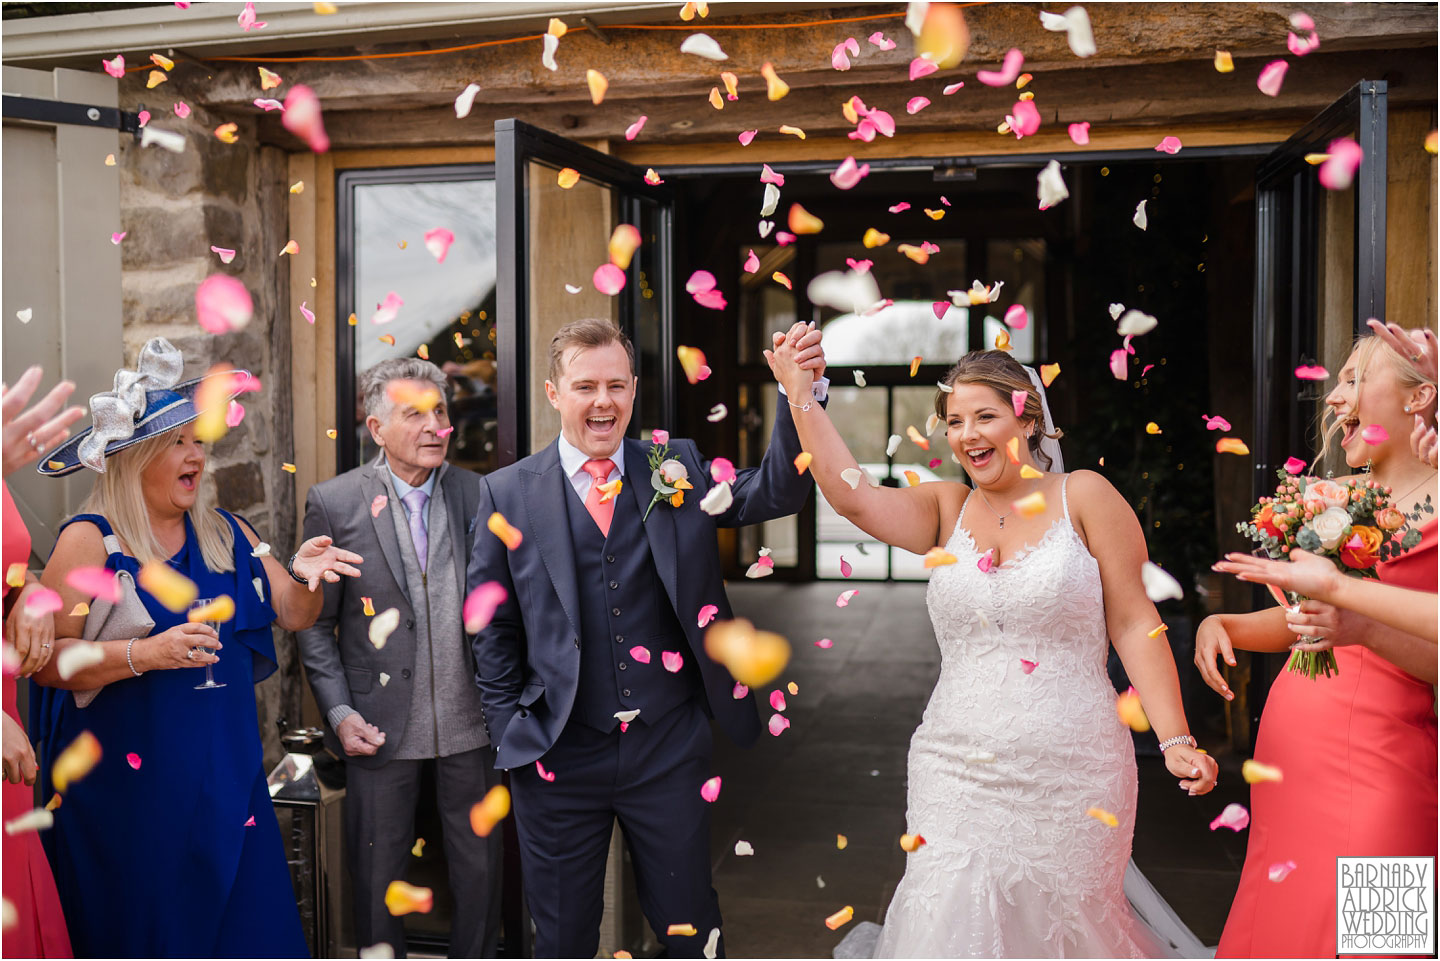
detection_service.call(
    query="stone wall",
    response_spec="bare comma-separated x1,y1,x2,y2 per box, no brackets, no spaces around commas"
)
115,72,298,767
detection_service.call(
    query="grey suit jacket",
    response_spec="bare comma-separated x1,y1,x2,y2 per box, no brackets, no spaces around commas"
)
296,456,483,769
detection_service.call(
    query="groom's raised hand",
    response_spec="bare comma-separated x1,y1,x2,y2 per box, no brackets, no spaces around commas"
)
765,322,826,382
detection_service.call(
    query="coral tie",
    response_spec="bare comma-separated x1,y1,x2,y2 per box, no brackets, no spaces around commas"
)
582,458,616,536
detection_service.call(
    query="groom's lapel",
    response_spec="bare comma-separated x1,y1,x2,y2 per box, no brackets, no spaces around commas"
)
627,437,680,610
520,442,582,641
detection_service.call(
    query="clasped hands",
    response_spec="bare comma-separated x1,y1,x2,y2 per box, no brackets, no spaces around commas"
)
763,322,826,397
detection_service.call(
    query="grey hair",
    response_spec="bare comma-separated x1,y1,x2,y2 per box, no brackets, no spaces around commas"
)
359,357,449,420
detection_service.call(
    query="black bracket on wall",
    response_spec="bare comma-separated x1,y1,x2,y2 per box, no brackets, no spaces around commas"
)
1,93,141,136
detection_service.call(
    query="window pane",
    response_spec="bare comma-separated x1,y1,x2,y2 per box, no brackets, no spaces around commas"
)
352,179,498,473
979,238,1044,363
891,387,954,580
815,386,888,579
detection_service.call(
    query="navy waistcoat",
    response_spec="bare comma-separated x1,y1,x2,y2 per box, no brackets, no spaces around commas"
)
565,472,701,732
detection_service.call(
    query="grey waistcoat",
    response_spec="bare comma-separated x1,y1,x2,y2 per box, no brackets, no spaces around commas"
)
384,472,490,760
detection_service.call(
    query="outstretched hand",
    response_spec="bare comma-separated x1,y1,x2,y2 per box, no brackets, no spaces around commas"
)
1,366,86,478
1212,549,1340,602
291,535,364,591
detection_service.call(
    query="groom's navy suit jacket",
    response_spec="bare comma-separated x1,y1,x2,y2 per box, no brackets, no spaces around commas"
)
467,398,815,771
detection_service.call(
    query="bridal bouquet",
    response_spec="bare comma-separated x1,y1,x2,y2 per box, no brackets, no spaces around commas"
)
1237,467,1420,679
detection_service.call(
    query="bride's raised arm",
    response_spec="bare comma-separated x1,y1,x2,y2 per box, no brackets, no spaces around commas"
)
765,327,961,557
1067,469,1219,795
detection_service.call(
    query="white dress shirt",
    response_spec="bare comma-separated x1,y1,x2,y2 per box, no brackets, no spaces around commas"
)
557,433,626,502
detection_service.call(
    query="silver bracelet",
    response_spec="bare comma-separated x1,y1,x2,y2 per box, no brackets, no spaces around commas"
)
787,397,813,413
126,637,143,677
1157,734,1196,752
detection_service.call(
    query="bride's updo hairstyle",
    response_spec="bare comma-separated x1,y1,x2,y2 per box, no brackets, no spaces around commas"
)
935,349,1065,470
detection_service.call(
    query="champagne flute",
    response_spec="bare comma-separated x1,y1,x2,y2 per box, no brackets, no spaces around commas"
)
188,597,227,691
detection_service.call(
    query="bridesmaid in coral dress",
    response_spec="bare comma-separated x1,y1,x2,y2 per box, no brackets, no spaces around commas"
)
1198,332,1438,959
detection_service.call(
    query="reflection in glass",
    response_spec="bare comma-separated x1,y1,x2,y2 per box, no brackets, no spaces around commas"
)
352,179,499,474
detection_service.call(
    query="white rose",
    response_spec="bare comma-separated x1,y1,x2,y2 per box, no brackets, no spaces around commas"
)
659,458,688,484
1307,506,1353,551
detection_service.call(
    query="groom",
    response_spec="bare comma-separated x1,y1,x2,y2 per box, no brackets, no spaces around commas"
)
467,318,826,957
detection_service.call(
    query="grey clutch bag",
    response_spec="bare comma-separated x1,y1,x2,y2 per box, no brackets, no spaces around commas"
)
75,553,154,708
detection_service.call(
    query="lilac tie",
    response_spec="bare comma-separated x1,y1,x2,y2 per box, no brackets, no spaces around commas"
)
402,489,429,571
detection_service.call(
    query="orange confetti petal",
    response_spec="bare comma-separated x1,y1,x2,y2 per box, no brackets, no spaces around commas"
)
1040,363,1060,387
1147,623,1169,638
1087,806,1119,828
586,69,608,105
384,880,433,916
896,243,930,264
105,154,116,166
842,96,860,125
557,167,580,189
411,838,425,857
1426,130,1438,154
721,71,738,100
609,223,641,268
362,596,375,616
677,345,709,383
1116,687,1150,732
44,794,61,811
836,834,848,850
150,53,175,70
899,833,926,852
909,356,922,377
704,618,791,687
326,428,338,440
1013,490,1046,518
290,181,305,194
214,123,239,144
924,208,945,220
379,334,395,345
281,462,297,473
1214,49,1234,73
279,239,299,257
469,784,512,836
923,547,957,568
906,424,929,450
760,62,789,100
187,595,236,624
794,452,813,475
145,70,168,89
52,730,102,793
416,344,429,360
772,271,792,290
778,124,806,139
994,330,1013,351
138,561,198,612
667,924,698,937
258,66,283,90
917,1,970,68
788,204,824,234
904,470,922,487
5,563,26,589
1145,422,1162,435
1216,437,1250,455
708,87,723,110
597,478,623,503
825,906,855,931
488,512,524,550
1242,759,1283,784
386,380,443,413
1005,436,1021,464
348,313,359,326
863,228,890,248
547,17,567,37
1019,464,1044,479
69,602,90,616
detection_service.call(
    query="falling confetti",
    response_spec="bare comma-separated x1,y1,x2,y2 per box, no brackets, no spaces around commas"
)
700,776,722,802
488,512,523,549
1087,807,1119,828
463,582,508,633
899,833,926,852
51,730,102,793
1216,438,1250,455
586,69,608,105
138,562,198,612
384,881,434,916
470,785,511,836
825,906,855,931
1242,759,1283,784
1210,803,1250,832
705,618,790,687
1116,687,1150,732
369,608,400,649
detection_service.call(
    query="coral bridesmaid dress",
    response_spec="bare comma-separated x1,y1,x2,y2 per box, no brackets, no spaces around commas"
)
1217,518,1438,959
2,482,72,958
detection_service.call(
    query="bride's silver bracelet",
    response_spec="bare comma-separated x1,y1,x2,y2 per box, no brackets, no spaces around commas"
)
1157,734,1197,752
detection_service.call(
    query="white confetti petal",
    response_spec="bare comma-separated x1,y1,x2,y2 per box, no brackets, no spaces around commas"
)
251,542,272,557
760,182,780,217
378,671,391,687
905,0,930,36
1141,561,1184,602
806,269,881,315
757,220,774,238
886,434,902,457
15,308,32,324
699,480,733,516
816,875,826,888
853,370,867,388
454,82,481,119
680,32,728,61
369,607,400,649
139,126,186,153
1041,6,1096,58
925,412,941,435
1133,199,1148,231
56,642,104,680
1037,159,1069,210
734,840,755,856
1116,309,1158,337
3,808,53,835
1109,303,1125,320
564,283,582,294
707,403,728,422
541,33,559,71
703,927,721,960
841,468,863,490
359,945,396,960
614,709,641,723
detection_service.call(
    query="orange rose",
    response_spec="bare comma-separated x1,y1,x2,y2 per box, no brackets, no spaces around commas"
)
1375,507,1407,532
1340,524,1383,569
1254,504,1283,539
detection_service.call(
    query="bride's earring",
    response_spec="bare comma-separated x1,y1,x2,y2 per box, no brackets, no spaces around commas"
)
1404,405,1412,413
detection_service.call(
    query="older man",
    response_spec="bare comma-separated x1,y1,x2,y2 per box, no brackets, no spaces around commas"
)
297,357,500,958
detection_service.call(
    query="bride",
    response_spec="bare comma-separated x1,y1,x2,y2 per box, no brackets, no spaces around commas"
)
765,334,1218,958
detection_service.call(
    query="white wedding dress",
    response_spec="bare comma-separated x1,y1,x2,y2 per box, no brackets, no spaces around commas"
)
837,478,1208,959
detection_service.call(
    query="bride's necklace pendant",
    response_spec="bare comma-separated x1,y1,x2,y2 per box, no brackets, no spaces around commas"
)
998,516,1005,529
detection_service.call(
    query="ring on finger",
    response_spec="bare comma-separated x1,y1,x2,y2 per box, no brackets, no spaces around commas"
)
186,648,197,660
25,431,44,453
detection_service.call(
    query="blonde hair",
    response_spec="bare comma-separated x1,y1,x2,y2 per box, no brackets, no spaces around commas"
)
1317,330,1438,464
936,350,1065,469
77,428,235,573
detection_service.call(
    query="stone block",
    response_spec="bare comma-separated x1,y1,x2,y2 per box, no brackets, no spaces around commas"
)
200,139,252,205
214,460,265,512
127,132,205,198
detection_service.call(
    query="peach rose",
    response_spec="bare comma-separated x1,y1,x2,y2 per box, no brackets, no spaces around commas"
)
1375,507,1407,532
1305,478,1350,510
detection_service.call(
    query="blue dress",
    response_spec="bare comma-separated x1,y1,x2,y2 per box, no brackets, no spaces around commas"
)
32,510,308,958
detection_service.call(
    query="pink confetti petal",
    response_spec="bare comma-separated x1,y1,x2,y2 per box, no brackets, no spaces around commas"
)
694,288,727,310
943,81,965,94
1318,138,1363,191
1267,860,1298,882
831,37,860,71
536,761,556,782
906,96,931,115
110,231,127,245
244,815,256,826
1011,390,1027,418
137,110,150,127
195,274,254,334
1154,136,1183,154
1068,121,1091,145
174,102,191,118
774,231,796,246
732,682,748,699
931,301,950,320
593,263,626,296
281,84,329,152
686,270,717,294
65,567,122,603
977,548,995,573
126,752,142,770
1287,31,1319,56
463,581,508,633
437,426,455,438
909,57,938,81
769,690,787,711
977,48,1024,87
625,115,648,141
1257,60,1288,98
710,458,736,483
424,227,455,263
237,1,266,30
738,129,757,146
700,776,722,802
1209,803,1250,832
867,31,895,50
697,604,719,627
845,258,872,272
760,164,785,187
1290,11,1315,31
210,245,236,264
1007,100,1041,138
830,156,869,190
928,458,942,468
836,589,858,608
371,291,404,325
253,98,284,111
1202,414,1232,431
889,202,911,213
1294,364,1329,380
662,651,684,673
1004,304,1028,329
1141,364,1155,376
1360,425,1389,445
814,638,834,649
768,713,791,736
299,301,315,325
1019,659,1038,674
1109,348,1128,381
864,108,896,139
839,556,852,578
102,55,125,78
1283,457,1308,474
370,494,388,518
630,645,652,664
742,249,760,273
225,399,245,428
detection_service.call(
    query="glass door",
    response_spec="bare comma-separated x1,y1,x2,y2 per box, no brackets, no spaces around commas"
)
494,119,674,465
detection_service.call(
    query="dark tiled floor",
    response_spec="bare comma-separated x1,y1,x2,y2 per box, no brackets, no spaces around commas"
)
712,581,1249,959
